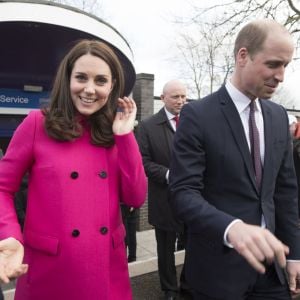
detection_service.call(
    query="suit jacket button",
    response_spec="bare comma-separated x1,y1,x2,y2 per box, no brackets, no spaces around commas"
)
72,229,80,237
70,171,79,179
98,171,107,179
100,227,108,235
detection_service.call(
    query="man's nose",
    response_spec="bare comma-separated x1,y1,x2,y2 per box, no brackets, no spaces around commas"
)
275,66,285,82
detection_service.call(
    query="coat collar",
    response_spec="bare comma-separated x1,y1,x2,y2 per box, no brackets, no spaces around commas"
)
154,107,174,132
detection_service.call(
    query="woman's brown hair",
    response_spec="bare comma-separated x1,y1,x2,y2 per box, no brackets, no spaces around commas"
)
44,40,125,147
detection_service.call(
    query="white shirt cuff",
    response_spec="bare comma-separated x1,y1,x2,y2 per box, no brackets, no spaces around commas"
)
165,170,169,184
223,219,243,248
287,260,300,262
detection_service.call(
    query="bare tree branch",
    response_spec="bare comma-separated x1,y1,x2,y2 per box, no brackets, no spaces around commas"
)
287,0,300,15
172,0,300,99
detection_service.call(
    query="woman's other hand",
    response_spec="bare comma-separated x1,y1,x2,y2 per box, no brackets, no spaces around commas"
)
0,237,28,283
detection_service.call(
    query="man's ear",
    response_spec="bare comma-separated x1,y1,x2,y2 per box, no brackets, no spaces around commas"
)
237,47,249,67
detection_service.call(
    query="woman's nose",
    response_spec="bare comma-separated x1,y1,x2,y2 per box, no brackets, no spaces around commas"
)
84,84,95,94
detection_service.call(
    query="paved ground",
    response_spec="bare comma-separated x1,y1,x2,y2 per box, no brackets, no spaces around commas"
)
136,228,157,260
130,229,186,299
3,229,299,299
131,265,193,300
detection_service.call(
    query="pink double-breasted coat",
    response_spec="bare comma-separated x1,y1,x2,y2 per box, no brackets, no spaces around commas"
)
0,110,147,300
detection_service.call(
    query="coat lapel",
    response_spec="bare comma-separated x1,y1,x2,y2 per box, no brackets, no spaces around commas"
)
219,87,258,194
260,100,272,195
155,108,174,156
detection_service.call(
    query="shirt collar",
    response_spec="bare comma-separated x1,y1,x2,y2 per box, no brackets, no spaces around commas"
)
225,80,261,114
164,107,177,120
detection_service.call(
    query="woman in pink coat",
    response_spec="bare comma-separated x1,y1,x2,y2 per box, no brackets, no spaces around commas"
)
0,40,147,300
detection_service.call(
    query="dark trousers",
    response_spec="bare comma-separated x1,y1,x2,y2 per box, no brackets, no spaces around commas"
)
121,206,137,261
192,264,291,300
124,214,137,260
155,228,179,296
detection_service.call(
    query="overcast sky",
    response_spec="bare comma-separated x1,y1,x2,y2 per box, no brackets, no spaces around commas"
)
101,0,195,96
99,0,300,105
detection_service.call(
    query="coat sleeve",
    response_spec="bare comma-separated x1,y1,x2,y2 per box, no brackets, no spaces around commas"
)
169,103,235,243
114,132,147,208
0,111,37,242
136,121,169,184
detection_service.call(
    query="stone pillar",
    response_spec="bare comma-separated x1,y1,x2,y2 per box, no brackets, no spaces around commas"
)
133,73,155,121
132,73,154,231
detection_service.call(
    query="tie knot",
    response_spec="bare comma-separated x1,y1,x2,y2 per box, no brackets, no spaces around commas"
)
249,100,257,113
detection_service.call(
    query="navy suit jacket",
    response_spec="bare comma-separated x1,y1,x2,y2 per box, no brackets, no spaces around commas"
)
169,86,300,298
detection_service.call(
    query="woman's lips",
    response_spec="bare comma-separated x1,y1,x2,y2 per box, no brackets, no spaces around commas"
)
79,96,97,103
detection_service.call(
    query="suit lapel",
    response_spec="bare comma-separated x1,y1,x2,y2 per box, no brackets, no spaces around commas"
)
219,87,258,194
260,100,272,195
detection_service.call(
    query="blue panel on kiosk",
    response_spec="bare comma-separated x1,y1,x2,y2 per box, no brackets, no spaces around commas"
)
0,88,50,109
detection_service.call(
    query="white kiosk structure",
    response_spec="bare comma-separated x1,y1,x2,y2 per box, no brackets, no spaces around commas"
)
0,0,135,151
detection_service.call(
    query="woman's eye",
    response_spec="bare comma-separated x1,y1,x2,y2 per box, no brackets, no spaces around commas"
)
75,74,87,81
95,77,107,85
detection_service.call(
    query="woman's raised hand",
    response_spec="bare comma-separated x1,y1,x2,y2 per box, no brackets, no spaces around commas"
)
112,97,137,135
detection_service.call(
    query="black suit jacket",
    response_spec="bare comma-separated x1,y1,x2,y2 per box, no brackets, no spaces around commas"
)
169,86,300,298
137,108,182,232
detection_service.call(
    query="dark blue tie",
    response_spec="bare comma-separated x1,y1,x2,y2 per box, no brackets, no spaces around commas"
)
249,101,262,189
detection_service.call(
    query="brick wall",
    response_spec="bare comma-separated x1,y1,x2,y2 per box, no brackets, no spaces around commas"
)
133,73,155,121
133,73,154,231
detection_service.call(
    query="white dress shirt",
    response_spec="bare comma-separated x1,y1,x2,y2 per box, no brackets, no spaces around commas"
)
164,107,177,132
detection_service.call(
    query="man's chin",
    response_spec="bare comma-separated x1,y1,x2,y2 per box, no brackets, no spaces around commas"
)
262,95,272,100
260,91,274,100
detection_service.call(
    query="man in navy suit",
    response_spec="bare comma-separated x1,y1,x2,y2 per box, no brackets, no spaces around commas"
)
169,19,300,300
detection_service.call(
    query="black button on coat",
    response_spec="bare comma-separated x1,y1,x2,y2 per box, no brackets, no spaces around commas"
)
98,171,107,179
100,227,108,234
70,171,79,179
72,229,80,237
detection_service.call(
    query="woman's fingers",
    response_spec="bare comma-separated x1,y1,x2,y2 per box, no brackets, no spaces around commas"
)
116,97,136,118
